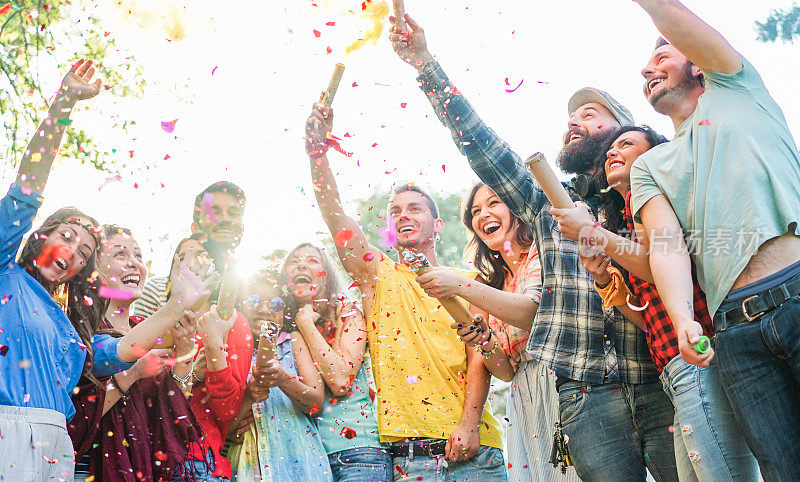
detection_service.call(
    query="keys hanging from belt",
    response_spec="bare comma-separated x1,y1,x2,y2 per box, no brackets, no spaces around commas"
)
549,421,573,474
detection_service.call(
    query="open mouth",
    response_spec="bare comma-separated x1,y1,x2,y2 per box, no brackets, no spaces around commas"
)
607,161,625,171
482,221,501,235
293,274,313,284
397,225,416,234
648,77,664,94
54,259,68,271
568,133,582,144
120,273,141,287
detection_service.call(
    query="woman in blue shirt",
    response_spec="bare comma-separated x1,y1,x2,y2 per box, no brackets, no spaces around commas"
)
0,60,218,480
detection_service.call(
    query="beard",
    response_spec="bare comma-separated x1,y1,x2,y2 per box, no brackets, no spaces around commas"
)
556,128,619,175
649,61,697,114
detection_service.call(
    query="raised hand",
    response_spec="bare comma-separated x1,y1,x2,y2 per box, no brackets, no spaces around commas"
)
59,59,104,102
389,14,434,71
197,304,237,349
305,102,333,157
169,247,220,310
550,202,595,243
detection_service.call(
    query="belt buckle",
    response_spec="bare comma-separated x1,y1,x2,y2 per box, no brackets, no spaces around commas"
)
425,440,443,458
741,295,764,322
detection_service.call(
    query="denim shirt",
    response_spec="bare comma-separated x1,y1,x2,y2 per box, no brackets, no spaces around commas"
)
417,62,657,384
0,184,133,421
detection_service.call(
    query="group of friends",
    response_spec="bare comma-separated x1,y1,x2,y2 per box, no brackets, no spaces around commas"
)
1,1,800,481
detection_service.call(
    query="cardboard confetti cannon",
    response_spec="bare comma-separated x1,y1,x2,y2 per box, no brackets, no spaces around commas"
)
393,0,406,33
216,260,239,321
524,152,574,209
321,63,346,108
403,250,475,327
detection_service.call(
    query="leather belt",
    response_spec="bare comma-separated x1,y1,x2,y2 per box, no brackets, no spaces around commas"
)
713,274,800,332
390,438,447,459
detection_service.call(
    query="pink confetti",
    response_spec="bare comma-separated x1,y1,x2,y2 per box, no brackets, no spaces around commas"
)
98,174,122,191
313,29,321,37
699,119,710,126
406,375,418,384
161,119,178,133
98,286,134,301
504,78,524,93
503,240,513,257
441,164,446,173
379,218,397,248
0,295,11,304
203,192,218,223
20,187,32,195
211,66,218,75
400,102,407,108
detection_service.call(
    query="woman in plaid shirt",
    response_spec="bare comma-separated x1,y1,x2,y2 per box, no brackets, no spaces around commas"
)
416,182,579,482
552,126,757,481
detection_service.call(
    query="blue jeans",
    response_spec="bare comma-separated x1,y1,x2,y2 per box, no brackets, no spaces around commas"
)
715,295,800,481
557,379,678,482
392,445,507,482
659,355,758,481
329,446,392,482
175,449,226,481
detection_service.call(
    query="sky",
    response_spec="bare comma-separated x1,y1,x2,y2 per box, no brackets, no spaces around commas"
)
2,0,798,278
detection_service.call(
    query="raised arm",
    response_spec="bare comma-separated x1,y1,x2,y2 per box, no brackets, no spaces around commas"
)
634,0,741,74
305,104,381,282
389,14,548,225
294,303,366,397
639,194,712,367
17,59,103,194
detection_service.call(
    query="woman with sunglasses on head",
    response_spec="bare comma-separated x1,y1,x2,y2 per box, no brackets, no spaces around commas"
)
282,243,390,482
68,225,207,481
0,61,215,479
415,182,580,481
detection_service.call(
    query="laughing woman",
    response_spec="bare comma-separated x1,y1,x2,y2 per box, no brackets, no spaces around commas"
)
0,60,215,479
68,225,207,481
415,182,580,482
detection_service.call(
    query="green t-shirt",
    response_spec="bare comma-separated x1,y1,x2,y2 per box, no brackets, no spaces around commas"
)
631,57,800,316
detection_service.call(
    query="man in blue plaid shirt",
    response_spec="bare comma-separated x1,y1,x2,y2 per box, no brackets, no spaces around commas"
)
390,14,677,482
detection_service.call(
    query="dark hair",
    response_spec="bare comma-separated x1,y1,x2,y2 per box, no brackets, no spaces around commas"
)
462,183,534,290
192,181,246,225
654,37,705,88
101,224,133,246
239,268,289,330
594,125,669,236
390,183,440,219
18,207,107,384
280,243,344,332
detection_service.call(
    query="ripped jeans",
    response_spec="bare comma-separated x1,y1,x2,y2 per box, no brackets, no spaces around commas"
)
659,355,758,481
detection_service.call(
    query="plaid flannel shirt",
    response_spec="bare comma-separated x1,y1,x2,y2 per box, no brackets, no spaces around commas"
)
418,62,657,384
623,191,715,372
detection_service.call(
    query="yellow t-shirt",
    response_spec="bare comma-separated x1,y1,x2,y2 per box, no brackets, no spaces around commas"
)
366,256,503,449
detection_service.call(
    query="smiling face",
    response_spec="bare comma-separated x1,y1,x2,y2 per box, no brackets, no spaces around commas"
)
37,221,97,287
558,103,621,175
641,44,702,116
604,130,653,195
562,103,619,147
283,246,327,303
468,186,516,252
97,233,147,300
241,281,283,338
388,190,443,250
194,192,244,246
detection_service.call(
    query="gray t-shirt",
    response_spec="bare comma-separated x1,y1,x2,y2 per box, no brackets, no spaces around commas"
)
631,57,800,315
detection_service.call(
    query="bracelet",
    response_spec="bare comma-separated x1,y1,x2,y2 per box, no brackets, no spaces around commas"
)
584,222,602,245
110,374,129,398
172,366,193,392
476,332,500,357
191,368,205,383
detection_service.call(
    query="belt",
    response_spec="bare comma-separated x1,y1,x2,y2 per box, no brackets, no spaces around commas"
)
713,274,800,332
390,438,447,459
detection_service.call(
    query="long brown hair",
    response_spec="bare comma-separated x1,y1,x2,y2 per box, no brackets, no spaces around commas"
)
462,183,534,290
18,207,107,383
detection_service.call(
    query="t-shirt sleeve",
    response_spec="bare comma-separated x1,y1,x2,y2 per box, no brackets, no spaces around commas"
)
702,56,764,93
90,334,135,376
520,254,542,304
0,184,43,266
630,158,662,224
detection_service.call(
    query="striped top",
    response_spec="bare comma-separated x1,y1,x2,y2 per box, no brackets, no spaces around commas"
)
131,275,168,319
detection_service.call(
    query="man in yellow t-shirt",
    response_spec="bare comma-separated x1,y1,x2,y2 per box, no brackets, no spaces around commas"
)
305,103,506,481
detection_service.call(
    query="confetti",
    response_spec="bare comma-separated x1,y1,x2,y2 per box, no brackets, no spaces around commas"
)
202,192,218,223
405,375,418,384
0,4,11,15
502,240,513,257
600,182,622,194
339,427,357,439
362,253,374,261
311,402,320,414
83,296,94,306
698,119,710,126
504,78,524,93
333,228,355,247
160,119,178,133
211,66,218,75
154,451,167,462
0,345,8,356
98,286,134,301
313,29,321,37
379,218,397,248
441,164,446,173
0,295,11,304
98,174,122,191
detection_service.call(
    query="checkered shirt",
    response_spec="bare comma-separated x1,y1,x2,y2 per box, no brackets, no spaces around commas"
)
418,62,657,384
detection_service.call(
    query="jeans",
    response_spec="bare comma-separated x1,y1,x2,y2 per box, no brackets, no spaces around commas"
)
176,449,227,481
329,446,392,482
392,445,507,482
557,379,678,482
659,355,758,481
715,295,800,481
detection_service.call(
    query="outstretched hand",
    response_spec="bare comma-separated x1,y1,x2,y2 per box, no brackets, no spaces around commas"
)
60,59,104,102
169,247,219,310
305,102,333,157
389,14,434,71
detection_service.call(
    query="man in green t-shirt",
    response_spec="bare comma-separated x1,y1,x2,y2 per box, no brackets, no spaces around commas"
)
630,1,800,477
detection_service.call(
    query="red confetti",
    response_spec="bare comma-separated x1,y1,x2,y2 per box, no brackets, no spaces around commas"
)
154,451,167,462
311,402,320,414
395,466,406,476
326,21,336,26
163,154,171,160
1,295,11,304
326,46,332,54
362,253,374,261
699,119,711,126
333,228,354,247
441,164,446,173
400,102,407,108
0,4,11,15
313,29,321,37
0,345,8,356
339,427,357,439
351,82,358,87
